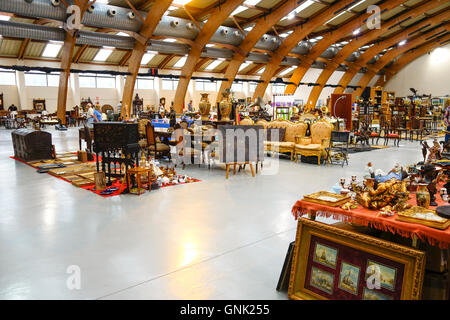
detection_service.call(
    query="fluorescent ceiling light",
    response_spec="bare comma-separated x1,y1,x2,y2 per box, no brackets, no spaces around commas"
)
116,32,130,37
205,44,215,47
163,38,177,42
325,11,346,24
141,52,156,65
244,26,253,32
0,15,11,21
256,67,265,74
399,40,407,46
231,6,247,16
353,28,360,35
174,56,187,68
205,60,223,70
279,67,295,76
42,43,62,58
238,62,250,71
94,48,113,61
348,0,366,10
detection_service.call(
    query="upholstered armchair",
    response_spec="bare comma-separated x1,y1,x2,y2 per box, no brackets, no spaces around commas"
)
264,120,307,160
294,120,333,165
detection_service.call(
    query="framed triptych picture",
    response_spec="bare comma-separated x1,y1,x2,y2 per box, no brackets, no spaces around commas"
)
288,218,426,300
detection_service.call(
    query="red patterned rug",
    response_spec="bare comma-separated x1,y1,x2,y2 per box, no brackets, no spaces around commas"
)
11,156,200,197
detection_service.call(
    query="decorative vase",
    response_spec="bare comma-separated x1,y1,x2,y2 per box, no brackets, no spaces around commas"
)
198,93,211,121
219,92,232,121
416,183,430,208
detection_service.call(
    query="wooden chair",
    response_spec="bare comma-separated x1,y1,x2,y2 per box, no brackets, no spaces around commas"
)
409,116,424,141
380,123,400,147
391,115,407,140
146,123,171,160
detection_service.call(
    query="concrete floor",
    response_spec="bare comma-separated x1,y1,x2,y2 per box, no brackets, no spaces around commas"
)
0,127,426,299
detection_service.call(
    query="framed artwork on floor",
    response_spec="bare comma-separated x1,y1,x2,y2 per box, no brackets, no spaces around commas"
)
288,218,425,300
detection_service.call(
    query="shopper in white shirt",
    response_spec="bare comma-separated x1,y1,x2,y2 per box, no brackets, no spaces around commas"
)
87,104,95,126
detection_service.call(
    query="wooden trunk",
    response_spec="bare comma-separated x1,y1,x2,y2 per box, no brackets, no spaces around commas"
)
11,129,53,161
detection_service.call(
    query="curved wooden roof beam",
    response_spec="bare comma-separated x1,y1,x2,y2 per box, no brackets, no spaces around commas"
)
172,0,243,113
121,1,173,119
305,5,449,108
216,0,306,104
374,39,449,87
284,0,411,95
334,8,450,94
251,0,383,101
56,0,93,125
352,29,450,99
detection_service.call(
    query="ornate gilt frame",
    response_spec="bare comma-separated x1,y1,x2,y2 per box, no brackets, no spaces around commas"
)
288,218,425,300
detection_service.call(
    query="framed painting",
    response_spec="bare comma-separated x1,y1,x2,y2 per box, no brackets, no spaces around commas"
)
33,99,46,112
288,218,425,300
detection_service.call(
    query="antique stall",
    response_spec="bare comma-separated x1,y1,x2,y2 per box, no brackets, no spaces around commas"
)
93,122,140,192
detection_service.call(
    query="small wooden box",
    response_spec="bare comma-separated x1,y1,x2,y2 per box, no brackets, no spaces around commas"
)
77,150,88,162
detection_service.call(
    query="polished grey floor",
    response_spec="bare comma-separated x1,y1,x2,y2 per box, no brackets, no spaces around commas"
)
0,127,426,299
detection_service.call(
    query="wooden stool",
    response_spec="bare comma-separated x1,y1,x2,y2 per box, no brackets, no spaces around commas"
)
225,162,255,179
120,167,152,195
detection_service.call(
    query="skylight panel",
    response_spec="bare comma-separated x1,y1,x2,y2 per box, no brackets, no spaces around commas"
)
279,67,295,76
238,62,250,71
231,6,248,16
174,56,187,68
256,67,265,74
93,47,113,61
205,59,224,70
42,42,63,58
141,52,156,65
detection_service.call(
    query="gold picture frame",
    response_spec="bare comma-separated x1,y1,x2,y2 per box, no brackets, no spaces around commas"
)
288,218,425,300
302,191,350,207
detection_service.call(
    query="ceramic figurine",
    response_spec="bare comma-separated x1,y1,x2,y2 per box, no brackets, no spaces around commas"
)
416,183,430,208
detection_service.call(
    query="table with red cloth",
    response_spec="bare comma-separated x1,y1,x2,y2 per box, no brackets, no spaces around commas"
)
292,195,450,249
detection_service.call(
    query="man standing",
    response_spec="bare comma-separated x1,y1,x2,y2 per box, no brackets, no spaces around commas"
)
187,100,193,112
8,104,18,112
87,103,95,126
117,101,122,115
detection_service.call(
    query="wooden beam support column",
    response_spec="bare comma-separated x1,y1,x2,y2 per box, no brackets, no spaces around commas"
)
284,0,408,95
334,7,450,94
252,0,365,101
353,30,450,99
173,0,242,113
121,1,173,119
216,0,305,104
305,6,449,108
56,0,90,125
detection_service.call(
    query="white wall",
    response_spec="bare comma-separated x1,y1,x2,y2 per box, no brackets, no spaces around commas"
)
384,44,450,97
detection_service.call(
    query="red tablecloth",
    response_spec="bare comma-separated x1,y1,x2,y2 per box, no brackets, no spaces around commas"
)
292,197,450,249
